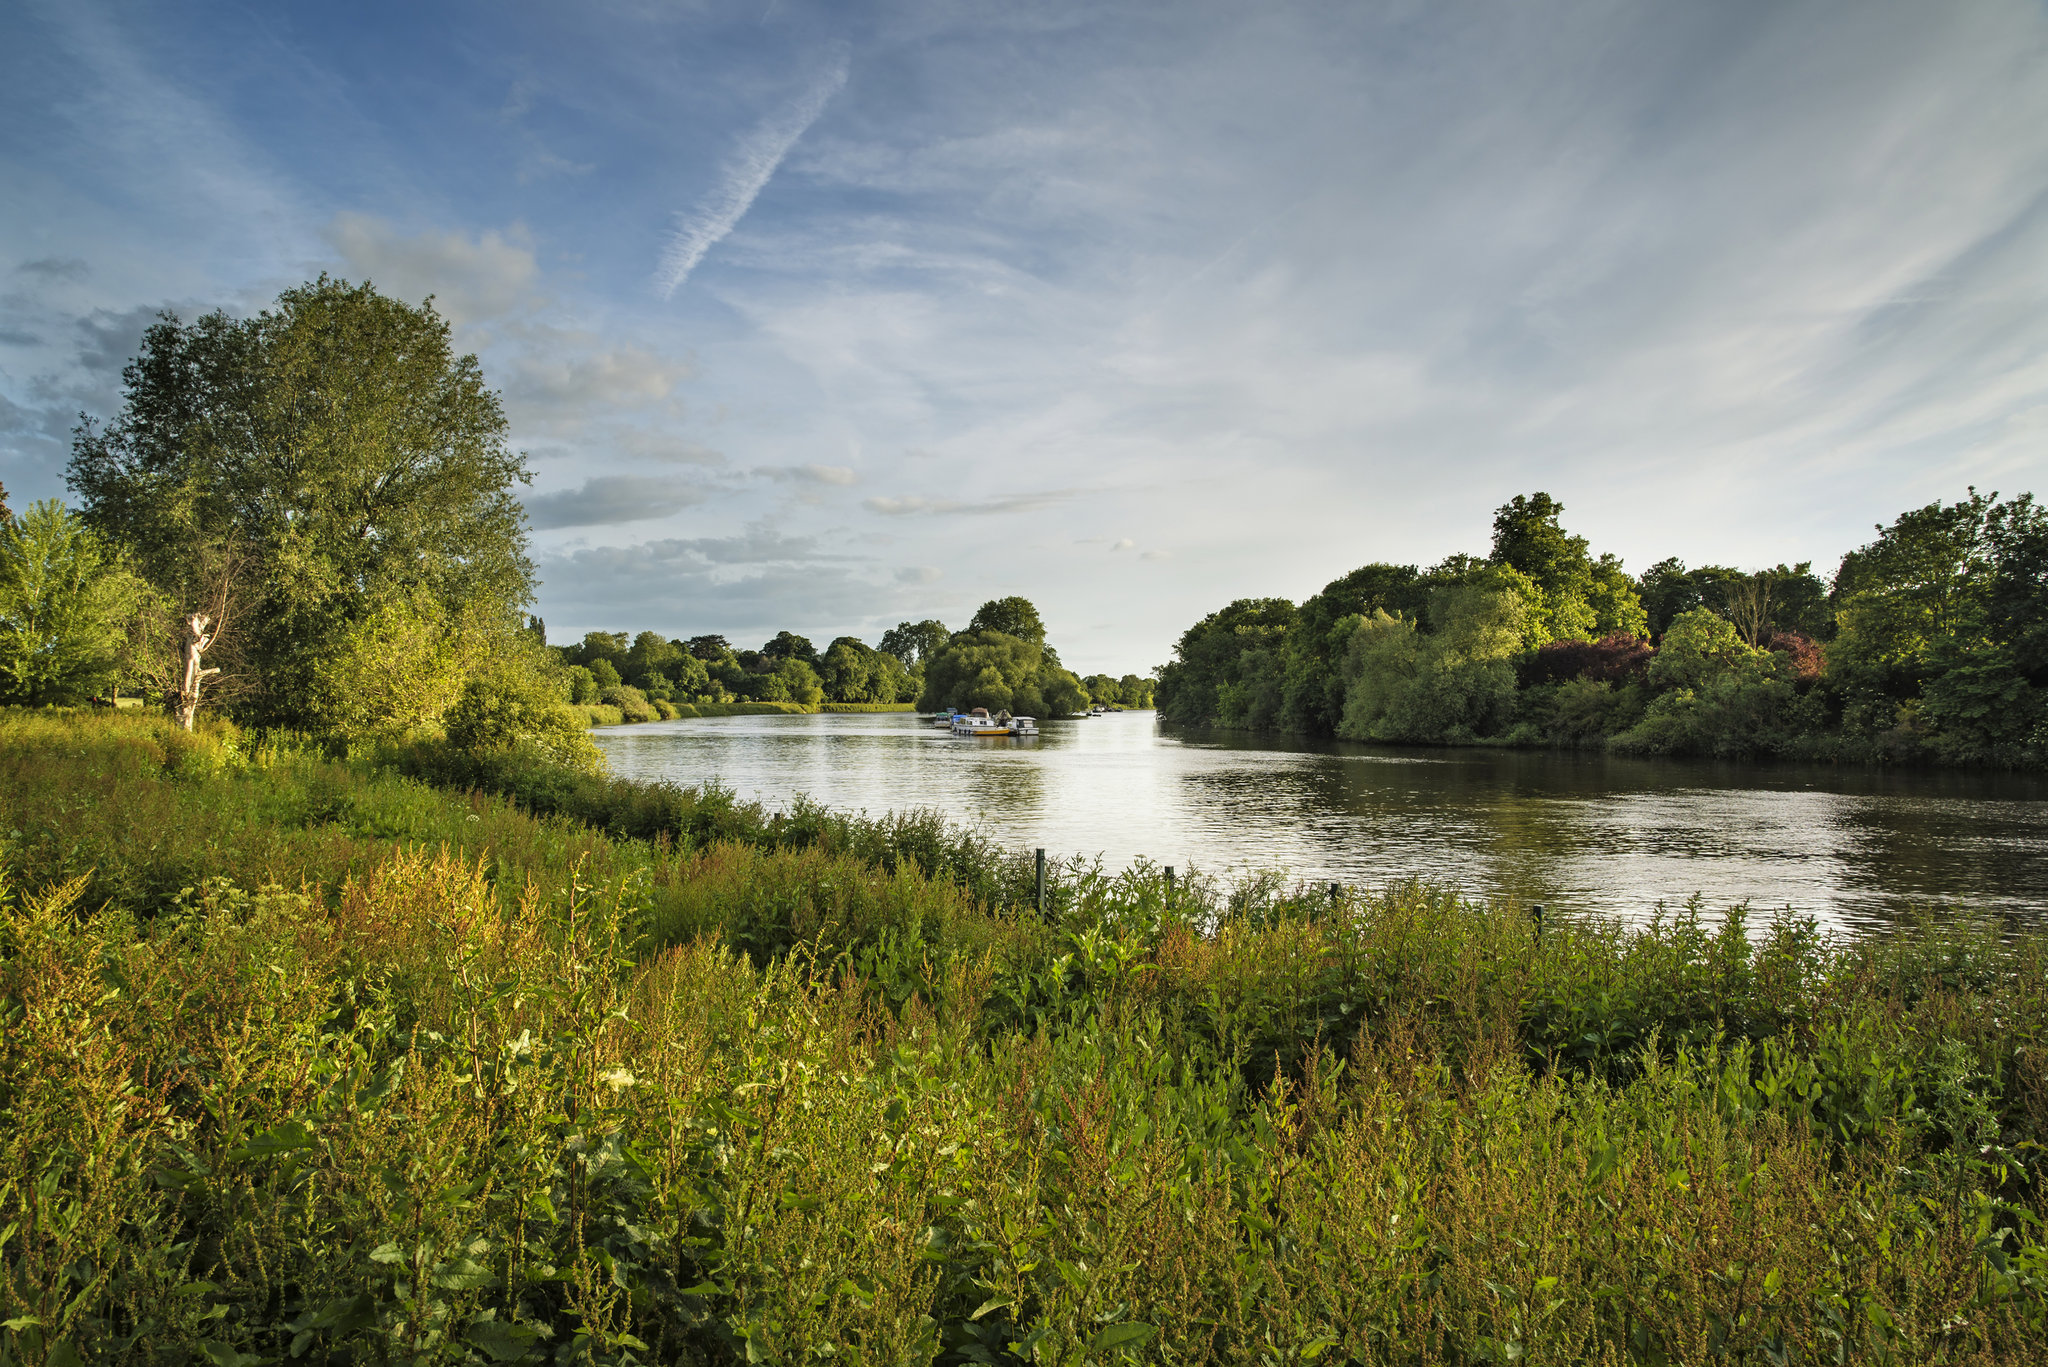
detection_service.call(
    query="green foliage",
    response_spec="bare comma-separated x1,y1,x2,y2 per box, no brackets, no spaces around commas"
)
1647,607,1773,692
68,277,536,732
1337,579,1531,742
1491,491,1591,598
302,588,481,744
446,666,605,772
5,710,2048,1361
918,599,1089,716
818,636,913,704
1157,489,2048,766
1154,597,1297,726
0,501,146,705
966,595,1045,644
879,618,949,666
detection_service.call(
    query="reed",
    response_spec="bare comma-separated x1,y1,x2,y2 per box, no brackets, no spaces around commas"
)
3,708,2046,1363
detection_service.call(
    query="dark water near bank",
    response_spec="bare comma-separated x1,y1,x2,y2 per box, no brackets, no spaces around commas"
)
592,711,2048,933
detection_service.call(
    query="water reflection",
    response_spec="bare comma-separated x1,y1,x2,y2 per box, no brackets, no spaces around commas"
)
592,711,2048,933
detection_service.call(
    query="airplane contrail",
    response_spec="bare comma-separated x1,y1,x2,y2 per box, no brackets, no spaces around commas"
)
654,47,850,300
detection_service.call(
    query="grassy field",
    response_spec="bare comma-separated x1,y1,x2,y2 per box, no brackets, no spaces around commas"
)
3,709,2046,1363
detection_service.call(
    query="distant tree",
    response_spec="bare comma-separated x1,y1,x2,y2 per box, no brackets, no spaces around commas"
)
1586,554,1649,639
572,632,629,669
68,277,534,730
1490,493,1592,600
819,636,879,702
1338,581,1531,743
761,631,818,666
0,478,11,524
588,658,622,690
1118,673,1155,708
967,596,1045,645
1083,673,1121,705
1649,608,1771,693
625,630,681,687
880,619,950,666
755,657,824,706
0,500,147,705
1278,562,1425,735
687,633,731,660
1154,597,1296,725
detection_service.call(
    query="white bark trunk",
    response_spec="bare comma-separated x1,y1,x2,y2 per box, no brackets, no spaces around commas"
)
175,612,218,731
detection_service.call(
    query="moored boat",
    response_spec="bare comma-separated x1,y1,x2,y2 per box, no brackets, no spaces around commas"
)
948,707,1037,737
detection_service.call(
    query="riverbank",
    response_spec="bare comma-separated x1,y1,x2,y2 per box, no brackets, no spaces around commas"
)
4,708,2045,1361
570,699,920,726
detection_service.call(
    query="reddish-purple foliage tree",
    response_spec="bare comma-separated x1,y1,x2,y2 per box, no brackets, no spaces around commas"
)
1518,633,1654,687
1766,631,1824,685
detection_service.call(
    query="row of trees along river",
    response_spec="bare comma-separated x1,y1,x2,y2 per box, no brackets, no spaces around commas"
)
1157,490,2048,767
0,277,1154,745
551,604,1155,724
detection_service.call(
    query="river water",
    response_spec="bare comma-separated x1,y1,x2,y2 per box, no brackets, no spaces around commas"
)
592,710,2048,933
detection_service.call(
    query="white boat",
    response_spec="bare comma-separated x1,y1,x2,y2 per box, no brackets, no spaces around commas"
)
948,707,1037,737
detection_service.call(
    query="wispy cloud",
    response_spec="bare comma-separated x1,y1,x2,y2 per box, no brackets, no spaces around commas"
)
864,490,1076,516
759,463,857,485
653,46,850,300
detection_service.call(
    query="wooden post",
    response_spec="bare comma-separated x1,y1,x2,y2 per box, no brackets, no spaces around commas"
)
1164,865,1175,907
1531,903,1545,939
1330,882,1341,906
1036,848,1046,919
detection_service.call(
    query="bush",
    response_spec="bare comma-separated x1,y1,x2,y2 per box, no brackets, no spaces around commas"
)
599,683,656,723
1518,632,1652,687
445,671,605,772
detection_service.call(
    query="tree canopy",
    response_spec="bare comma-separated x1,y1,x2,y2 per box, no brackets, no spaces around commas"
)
68,276,534,731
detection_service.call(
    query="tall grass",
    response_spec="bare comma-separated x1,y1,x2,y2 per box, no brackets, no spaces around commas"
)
3,709,2047,1363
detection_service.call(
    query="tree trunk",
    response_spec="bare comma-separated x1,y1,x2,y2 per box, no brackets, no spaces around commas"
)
175,612,219,731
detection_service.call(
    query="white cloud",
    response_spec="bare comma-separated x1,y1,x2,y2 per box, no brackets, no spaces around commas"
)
864,490,1076,516
323,214,539,325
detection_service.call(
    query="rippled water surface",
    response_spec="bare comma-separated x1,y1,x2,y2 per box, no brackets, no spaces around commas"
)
593,711,2048,932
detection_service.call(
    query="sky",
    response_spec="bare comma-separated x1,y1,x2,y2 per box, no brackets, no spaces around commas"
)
4,0,2048,675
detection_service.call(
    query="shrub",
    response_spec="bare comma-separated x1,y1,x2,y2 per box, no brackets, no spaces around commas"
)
1518,632,1652,687
446,670,605,771
599,683,656,723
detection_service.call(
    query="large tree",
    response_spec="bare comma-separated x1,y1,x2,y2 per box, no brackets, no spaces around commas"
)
68,277,534,730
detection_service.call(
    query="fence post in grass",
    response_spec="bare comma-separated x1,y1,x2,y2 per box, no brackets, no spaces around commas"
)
1531,903,1545,940
1330,881,1341,907
1165,865,1175,908
1036,848,1047,919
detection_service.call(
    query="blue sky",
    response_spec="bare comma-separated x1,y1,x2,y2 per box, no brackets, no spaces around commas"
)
4,0,2048,674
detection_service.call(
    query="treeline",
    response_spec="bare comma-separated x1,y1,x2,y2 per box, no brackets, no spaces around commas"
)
550,597,1156,724
1158,491,2048,765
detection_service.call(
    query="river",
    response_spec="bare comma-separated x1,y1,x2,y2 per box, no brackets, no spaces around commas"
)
591,710,2048,932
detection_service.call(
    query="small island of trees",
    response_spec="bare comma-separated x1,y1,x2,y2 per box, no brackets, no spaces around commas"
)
1158,490,2048,766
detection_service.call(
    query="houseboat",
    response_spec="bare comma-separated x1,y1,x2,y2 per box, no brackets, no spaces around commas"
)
948,707,1037,737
